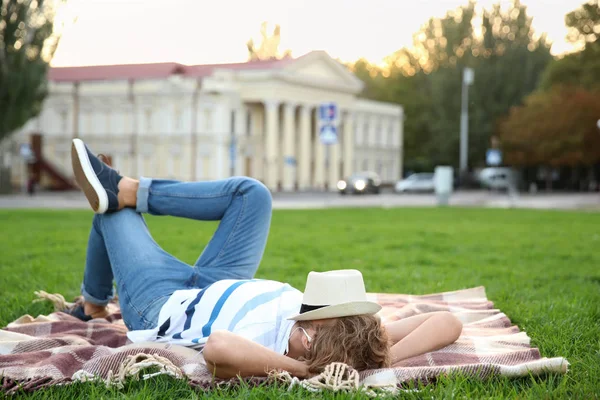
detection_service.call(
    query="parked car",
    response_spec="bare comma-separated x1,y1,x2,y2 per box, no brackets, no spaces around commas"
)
395,173,435,193
337,172,381,195
478,167,518,190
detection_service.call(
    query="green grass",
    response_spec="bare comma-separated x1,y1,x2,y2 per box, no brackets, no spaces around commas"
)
1,208,599,399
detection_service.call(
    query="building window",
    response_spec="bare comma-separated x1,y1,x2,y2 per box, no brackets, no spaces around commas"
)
246,110,252,136
204,109,213,132
105,111,111,134
376,121,382,146
174,105,182,131
60,110,68,133
145,109,153,133
362,159,368,171
388,122,394,147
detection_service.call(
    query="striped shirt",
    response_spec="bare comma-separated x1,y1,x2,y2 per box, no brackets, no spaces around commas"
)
127,279,303,354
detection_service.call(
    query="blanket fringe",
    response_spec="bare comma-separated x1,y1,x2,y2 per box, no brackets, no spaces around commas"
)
33,291,74,311
269,362,398,397
104,353,184,389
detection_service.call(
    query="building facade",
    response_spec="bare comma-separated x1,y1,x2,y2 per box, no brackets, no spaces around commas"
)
10,51,404,191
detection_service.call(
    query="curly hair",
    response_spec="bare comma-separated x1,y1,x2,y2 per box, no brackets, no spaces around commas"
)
298,315,390,374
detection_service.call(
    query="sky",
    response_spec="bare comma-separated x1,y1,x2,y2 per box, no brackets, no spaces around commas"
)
51,0,584,67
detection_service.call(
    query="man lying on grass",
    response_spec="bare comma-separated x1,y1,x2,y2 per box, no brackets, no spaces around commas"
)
67,138,463,378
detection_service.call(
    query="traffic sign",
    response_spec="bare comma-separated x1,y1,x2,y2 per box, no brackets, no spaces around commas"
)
486,149,502,166
319,124,338,145
319,103,337,122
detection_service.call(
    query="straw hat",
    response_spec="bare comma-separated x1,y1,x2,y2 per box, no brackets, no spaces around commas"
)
288,269,381,321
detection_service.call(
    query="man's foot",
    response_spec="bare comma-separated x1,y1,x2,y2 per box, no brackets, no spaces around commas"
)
64,303,109,321
71,138,123,213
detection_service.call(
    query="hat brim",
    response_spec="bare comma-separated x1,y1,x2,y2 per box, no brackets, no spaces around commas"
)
287,301,382,321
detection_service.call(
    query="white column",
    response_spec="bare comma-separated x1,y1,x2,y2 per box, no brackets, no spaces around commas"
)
343,112,354,178
327,114,341,191
282,103,296,191
250,105,264,181
297,105,311,190
213,103,229,180
134,103,146,177
233,106,247,176
313,109,325,190
327,142,340,191
264,100,280,190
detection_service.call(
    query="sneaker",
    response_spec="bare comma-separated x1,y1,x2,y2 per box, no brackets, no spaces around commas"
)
63,303,93,322
71,138,122,214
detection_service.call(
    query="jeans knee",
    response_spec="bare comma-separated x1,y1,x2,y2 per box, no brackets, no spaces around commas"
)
239,177,272,211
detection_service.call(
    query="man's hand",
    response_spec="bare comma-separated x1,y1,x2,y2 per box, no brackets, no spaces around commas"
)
203,330,310,379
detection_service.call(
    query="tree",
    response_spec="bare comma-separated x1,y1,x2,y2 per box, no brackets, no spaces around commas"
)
499,86,600,169
353,0,552,172
468,1,553,167
565,0,600,47
540,1,600,90
0,0,61,142
246,22,291,61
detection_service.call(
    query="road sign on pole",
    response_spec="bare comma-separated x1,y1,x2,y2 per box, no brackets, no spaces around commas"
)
318,103,338,145
319,125,338,145
319,103,338,122
486,149,502,166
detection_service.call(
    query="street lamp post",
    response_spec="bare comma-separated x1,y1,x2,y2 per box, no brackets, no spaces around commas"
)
459,68,474,180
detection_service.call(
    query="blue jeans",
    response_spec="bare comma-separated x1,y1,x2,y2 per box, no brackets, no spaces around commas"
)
80,176,272,331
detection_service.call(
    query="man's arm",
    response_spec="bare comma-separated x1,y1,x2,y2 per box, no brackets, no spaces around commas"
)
203,330,310,379
384,311,463,364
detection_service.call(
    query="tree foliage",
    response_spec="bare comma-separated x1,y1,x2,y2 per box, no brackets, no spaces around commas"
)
352,0,552,172
499,86,600,167
501,1,600,171
565,0,600,47
246,22,291,61
540,1,600,90
0,0,60,142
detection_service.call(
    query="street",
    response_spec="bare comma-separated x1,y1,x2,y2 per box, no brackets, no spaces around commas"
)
0,190,598,211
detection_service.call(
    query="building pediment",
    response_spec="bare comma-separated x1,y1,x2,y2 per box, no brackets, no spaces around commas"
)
235,51,364,95
279,51,364,94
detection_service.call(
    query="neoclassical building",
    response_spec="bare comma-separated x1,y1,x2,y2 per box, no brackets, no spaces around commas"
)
12,51,404,191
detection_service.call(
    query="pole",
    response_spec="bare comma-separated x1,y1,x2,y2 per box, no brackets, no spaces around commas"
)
459,68,473,178
459,83,468,174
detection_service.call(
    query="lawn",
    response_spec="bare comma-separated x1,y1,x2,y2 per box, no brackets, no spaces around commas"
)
1,207,599,399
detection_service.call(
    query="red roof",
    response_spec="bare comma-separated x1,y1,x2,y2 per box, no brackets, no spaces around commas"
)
48,58,294,82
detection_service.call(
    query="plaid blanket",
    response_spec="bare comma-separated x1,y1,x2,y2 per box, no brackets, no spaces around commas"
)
0,286,568,394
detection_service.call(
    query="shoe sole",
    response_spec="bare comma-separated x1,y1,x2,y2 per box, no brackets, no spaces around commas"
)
71,139,109,214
